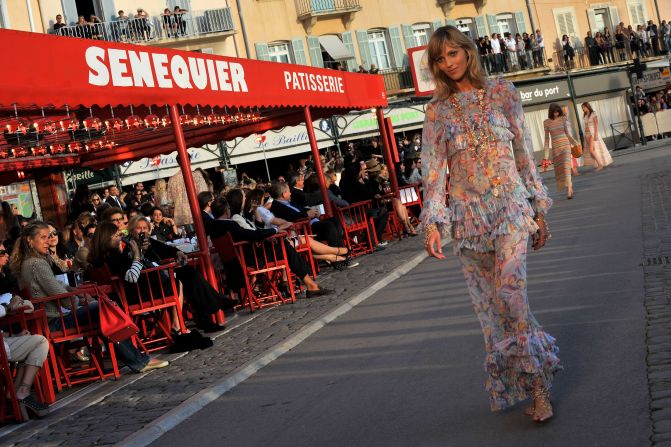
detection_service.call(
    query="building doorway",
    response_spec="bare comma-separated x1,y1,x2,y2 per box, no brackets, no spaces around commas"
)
74,0,102,21
593,8,613,33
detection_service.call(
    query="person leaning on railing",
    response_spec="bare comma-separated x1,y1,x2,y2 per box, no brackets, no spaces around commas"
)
11,221,167,373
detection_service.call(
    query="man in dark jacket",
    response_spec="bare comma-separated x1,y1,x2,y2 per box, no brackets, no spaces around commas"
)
269,181,343,248
289,173,307,208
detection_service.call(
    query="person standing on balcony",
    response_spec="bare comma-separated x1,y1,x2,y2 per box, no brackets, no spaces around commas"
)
647,20,659,56
420,25,559,423
585,30,598,66
161,8,174,38
533,29,545,67
53,14,67,34
490,33,502,73
173,6,188,37
369,64,379,74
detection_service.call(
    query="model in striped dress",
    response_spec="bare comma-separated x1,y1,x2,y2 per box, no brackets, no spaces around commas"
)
582,102,613,170
543,104,576,199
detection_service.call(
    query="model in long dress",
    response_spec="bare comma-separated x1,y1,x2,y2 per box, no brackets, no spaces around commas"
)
543,109,575,199
421,26,560,423
582,103,613,170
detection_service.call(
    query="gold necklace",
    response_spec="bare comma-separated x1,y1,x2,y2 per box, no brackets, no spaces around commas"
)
448,89,503,197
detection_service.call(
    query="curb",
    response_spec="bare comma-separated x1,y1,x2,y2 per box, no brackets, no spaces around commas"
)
116,246,433,447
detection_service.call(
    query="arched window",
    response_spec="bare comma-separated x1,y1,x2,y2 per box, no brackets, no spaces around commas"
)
455,18,476,38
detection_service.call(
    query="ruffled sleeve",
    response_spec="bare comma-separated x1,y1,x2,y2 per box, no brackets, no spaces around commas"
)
502,80,553,216
418,100,450,235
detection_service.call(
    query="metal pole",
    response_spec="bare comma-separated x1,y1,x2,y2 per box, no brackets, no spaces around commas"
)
303,107,333,218
654,0,661,26
628,67,647,146
564,69,584,143
262,145,271,182
525,0,536,34
383,117,401,197
330,116,341,157
169,105,220,293
235,0,251,58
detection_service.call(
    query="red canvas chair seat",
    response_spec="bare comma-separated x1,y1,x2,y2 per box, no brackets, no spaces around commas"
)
213,233,295,312
30,286,120,392
91,264,185,354
0,333,23,423
289,219,318,279
333,200,375,257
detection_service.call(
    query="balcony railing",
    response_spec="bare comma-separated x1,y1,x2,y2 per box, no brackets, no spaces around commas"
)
295,0,361,18
55,8,235,45
380,68,414,94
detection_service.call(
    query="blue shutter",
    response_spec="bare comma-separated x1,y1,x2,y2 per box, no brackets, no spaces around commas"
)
341,31,357,71
307,36,324,67
98,0,116,21
401,24,414,49
432,19,444,32
254,42,269,61
475,15,487,37
514,11,526,35
486,14,499,36
356,30,371,68
292,37,308,65
61,0,78,26
446,19,457,27
388,26,404,69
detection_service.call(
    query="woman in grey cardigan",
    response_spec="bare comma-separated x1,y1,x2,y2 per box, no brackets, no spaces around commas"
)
10,221,167,373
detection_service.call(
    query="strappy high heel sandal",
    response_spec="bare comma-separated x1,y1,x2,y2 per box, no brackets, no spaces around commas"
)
530,386,554,423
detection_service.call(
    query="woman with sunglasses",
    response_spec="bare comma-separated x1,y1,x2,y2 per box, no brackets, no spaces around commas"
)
46,223,71,274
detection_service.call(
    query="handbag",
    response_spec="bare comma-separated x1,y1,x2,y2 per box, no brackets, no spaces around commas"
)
571,143,583,158
98,287,139,343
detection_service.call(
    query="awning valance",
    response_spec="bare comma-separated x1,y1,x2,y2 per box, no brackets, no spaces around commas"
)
0,29,385,110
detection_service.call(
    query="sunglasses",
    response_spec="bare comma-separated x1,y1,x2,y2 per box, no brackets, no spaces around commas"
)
0,250,7,256
48,231,58,237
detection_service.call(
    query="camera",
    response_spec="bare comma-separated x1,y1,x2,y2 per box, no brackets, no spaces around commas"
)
139,231,146,243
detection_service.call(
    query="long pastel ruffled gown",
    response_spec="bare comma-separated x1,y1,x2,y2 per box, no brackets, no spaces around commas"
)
419,77,562,411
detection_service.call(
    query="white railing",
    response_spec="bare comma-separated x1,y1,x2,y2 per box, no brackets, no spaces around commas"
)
55,8,234,44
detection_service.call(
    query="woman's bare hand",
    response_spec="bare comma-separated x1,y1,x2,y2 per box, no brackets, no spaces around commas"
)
425,231,445,259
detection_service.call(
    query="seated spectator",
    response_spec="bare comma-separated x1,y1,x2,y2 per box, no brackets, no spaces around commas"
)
209,194,332,298
150,207,179,242
65,212,93,258
0,242,49,419
244,189,354,270
302,174,324,207
71,213,97,270
368,164,417,236
289,173,307,208
11,221,167,373
69,184,95,221
90,192,106,215
46,222,71,274
101,207,127,233
120,216,232,332
339,158,389,249
325,170,346,206
269,181,344,249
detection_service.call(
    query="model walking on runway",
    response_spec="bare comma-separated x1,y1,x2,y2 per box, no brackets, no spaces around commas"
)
543,104,579,199
582,102,613,170
420,26,561,423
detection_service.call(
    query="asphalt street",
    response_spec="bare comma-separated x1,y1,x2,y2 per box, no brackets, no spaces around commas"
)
149,147,667,447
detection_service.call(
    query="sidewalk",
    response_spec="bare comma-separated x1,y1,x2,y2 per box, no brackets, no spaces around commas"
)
0,234,427,446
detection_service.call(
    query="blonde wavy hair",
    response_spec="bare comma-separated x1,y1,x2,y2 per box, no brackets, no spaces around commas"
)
426,25,487,99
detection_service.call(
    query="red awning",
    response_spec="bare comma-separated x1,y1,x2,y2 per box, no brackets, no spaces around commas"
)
0,29,386,110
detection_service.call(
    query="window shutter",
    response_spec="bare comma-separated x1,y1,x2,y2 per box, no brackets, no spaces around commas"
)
587,9,597,32
341,31,357,71
98,0,116,21
487,15,499,35
61,0,79,26
401,24,414,49
475,15,487,37
637,3,646,24
514,11,526,35
446,19,457,27
566,12,577,36
306,36,323,67
388,26,405,69
432,19,444,32
292,37,308,65
168,0,192,11
609,6,620,27
254,42,270,61
356,30,371,68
